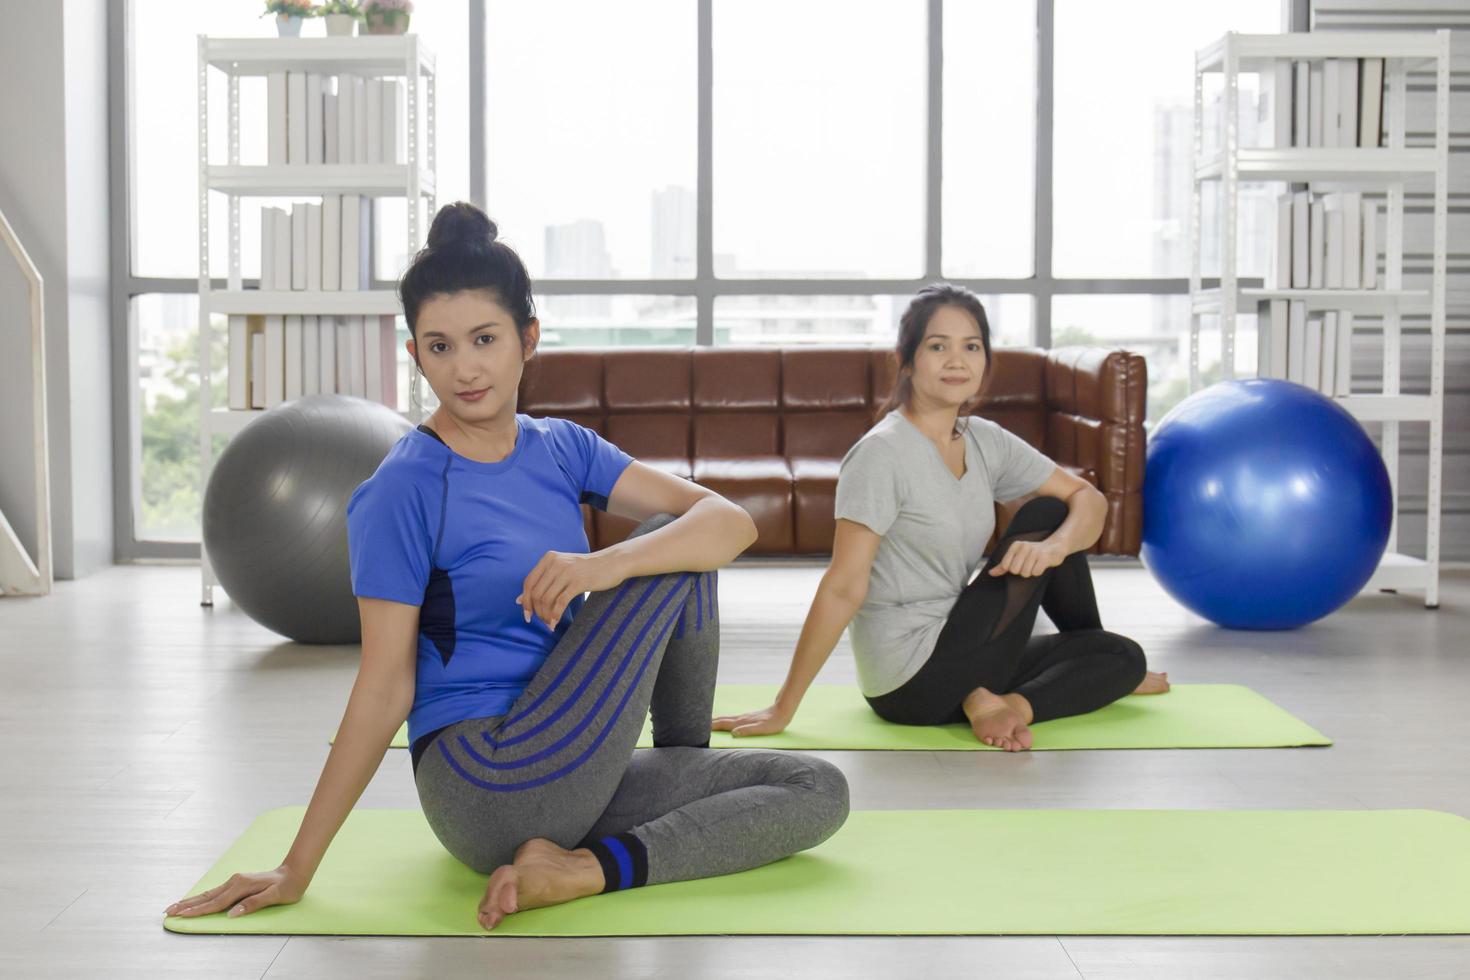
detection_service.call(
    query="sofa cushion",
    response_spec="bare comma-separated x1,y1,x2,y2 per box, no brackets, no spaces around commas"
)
791,457,841,554
693,456,794,555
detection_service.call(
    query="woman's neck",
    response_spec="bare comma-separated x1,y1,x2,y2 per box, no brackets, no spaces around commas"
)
427,406,520,463
898,397,963,444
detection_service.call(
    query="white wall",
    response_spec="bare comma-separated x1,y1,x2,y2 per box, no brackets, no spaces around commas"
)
0,0,115,580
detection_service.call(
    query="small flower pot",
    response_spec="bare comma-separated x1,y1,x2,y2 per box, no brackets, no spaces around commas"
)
275,14,304,37
324,13,357,36
363,10,410,35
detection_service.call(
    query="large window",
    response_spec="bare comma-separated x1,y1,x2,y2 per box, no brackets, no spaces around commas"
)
118,0,1288,554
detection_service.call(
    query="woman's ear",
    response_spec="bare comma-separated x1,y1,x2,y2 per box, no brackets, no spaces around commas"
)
405,337,423,374
522,318,541,360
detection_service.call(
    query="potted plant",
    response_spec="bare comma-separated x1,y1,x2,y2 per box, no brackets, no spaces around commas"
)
262,1,318,37
320,0,360,36
362,0,412,35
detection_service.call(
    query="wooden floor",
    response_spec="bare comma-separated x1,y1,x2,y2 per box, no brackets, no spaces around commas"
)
2,561,1468,979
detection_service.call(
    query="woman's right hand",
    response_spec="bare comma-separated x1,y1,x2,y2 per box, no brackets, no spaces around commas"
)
164,865,308,920
712,703,794,738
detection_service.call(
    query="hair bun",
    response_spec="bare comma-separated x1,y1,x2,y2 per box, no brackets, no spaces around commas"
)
425,201,498,250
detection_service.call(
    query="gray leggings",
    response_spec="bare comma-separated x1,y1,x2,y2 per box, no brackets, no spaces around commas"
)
413,515,850,890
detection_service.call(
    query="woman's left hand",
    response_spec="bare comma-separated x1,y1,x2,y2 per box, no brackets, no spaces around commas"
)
517,551,624,629
987,539,1068,578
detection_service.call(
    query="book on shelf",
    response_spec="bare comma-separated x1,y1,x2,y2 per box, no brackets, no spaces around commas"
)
352,75,368,164
291,206,307,290
1359,58,1384,148
1337,59,1359,148
284,314,304,400
266,71,287,166
345,316,367,398
1257,298,1289,379
250,332,267,410
334,317,353,398
1341,191,1362,290
322,195,342,291
272,208,291,289
1308,196,1325,290
306,202,323,291
264,314,286,408
1292,61,1309,147
259,208,275,291
1291,191,1309,288
1335,310,1354,395
1320,312,1339,397
1258,57,1384,149
319,314,338,394
287,71,307,166
302,315,321,397
1322,59,1340,149
306,73,323,166
1362,197,1378,289
1302,314,1323,392
363,315,398,405
338,74,357,166
1323,194,1345,289
324,82,339,165
1272,193,1292,290
1286,300,1307,385
228,315,249,410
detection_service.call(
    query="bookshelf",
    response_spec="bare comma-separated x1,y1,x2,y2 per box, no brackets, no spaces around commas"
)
1189,30,1449,609
196,34,437,606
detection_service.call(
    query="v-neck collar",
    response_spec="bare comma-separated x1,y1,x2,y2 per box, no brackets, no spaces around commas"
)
894,411,971,484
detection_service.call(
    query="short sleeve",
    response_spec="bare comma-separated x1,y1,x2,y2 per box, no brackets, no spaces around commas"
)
834,440,903,536
971,419,1056,503
548,419,635,511
346,470,434,605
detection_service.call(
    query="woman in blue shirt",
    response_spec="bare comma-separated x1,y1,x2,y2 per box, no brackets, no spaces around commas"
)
166,202,848,931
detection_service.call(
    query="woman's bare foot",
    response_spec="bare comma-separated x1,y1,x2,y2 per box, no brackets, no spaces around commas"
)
478,838,606,931
961,687,1033,752
1132,670,1170,695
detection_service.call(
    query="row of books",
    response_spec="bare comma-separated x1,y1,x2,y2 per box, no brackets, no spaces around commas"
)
259,197,373,291
266,73,407,167
1264,58,1385,149
1269,191,1379,290
227,314,398,411
1258,300,1353,397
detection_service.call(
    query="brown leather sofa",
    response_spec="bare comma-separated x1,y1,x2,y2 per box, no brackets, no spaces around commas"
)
517,346,1146,557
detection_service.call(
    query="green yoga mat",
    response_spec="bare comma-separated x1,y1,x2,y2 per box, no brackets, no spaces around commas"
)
359,684,1330,751
165,807,1470,936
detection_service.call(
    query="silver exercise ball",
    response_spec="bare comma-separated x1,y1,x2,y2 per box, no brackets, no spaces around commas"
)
203,394,411,644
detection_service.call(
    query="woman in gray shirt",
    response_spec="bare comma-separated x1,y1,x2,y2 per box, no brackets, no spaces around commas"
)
715,284,1167,751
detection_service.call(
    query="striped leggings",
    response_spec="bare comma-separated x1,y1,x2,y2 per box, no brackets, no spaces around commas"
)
412,515,850,891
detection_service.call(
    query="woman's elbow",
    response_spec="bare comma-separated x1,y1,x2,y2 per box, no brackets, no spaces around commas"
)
732,503,759,552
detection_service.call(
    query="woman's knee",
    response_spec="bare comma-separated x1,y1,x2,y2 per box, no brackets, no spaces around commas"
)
627,512,678,540
1110,632,1148,686
773,753,850,843
1002,495,1069,538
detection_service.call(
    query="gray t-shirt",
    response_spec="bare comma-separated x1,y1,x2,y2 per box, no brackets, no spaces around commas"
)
833,411,1057,697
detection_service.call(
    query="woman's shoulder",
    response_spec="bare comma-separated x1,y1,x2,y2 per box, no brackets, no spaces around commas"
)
352,432,445,501
840,414,906,469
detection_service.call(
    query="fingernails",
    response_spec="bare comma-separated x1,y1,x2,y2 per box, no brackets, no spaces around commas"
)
228,905,244,917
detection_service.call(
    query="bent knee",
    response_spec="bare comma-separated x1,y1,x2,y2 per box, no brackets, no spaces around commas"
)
776,753,850,844
1110,632,1148,686
628,512,678,539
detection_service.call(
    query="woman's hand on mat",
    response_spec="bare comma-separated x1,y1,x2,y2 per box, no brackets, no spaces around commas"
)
517,551,622,629
987,539,1067,578
163,865,307,919
712,703,793,737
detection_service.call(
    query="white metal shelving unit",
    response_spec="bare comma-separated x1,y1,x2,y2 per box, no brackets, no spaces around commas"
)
1190,30,1448,609
197,35,436,606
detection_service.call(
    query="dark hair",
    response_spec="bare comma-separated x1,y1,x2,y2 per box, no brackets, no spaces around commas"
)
876,283,993,422
398,202,536,366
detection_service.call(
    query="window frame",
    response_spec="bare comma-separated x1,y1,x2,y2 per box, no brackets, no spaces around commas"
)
112,0,1278,559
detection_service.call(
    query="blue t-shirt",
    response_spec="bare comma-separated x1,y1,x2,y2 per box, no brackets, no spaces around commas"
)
345,414,635,748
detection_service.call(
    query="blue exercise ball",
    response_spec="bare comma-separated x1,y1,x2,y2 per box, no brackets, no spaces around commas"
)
1141,379,1391,630
203,395,411,644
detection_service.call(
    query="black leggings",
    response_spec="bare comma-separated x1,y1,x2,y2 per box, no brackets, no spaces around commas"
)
865,496,1147,727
